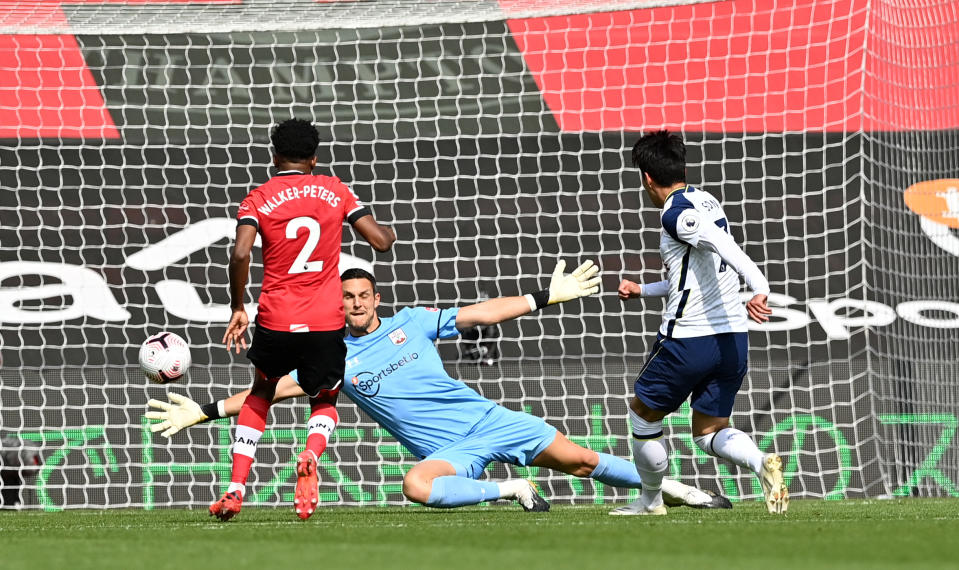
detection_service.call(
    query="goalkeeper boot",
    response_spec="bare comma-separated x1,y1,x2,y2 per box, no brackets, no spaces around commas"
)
759,453,789,514
209,490,243,522
294,450,320,521
513,480,550,512
661,479,732,509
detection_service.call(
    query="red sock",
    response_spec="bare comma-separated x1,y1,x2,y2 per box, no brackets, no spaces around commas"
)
305,402,338,460
230,394,271,486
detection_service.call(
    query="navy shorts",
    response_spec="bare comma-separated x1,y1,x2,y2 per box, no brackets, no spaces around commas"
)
634,332,748,417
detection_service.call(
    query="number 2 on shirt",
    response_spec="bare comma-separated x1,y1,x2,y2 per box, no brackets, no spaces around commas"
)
286,216,323,274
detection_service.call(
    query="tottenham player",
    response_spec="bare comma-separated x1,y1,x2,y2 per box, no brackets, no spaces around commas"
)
211,119,395,521
611,130,787,516
149,266,732,512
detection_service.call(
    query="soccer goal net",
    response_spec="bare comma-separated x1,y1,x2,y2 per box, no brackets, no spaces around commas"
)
1,0,958,509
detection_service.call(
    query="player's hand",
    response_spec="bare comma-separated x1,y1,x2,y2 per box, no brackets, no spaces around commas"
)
145,393,208,438
746,294,772,323
618,279,642,300
547,260,601,304
222,308,249,353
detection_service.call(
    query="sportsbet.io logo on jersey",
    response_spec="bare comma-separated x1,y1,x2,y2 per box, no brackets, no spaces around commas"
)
350,352,419,397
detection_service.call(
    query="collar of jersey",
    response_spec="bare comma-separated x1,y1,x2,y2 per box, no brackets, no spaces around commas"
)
274,170,304,177
664,184,692,202
347,315,389,341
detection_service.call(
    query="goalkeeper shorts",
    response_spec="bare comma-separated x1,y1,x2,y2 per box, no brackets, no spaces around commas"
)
422,405,557,479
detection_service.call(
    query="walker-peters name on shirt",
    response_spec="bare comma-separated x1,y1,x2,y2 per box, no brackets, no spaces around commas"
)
350,352,420,397
257,185,342,216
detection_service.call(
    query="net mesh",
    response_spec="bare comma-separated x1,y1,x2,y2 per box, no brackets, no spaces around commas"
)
1,0,958,509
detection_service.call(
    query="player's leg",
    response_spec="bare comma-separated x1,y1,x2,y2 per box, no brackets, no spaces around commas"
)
691,411,786,514
612,335,712,516
294,392,338,520
210,368,278,521
403,460,507,508
621,397,669,515
413,438,548,511
529,431,730,509
530,431,643,487
689,332,787,514
293,329,346,520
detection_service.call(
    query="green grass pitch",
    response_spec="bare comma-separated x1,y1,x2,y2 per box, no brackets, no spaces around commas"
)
2,499,957,569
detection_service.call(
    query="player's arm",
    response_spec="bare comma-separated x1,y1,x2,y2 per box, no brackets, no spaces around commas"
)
618,279,669,300
145,375,306,437
222,223,258,352
455,260,600,329
675,210,772,323
352,214,396,252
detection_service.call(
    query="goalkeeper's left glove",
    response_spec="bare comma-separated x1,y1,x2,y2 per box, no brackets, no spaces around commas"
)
145,392,208,438
548,259,601,304
526,260,601,311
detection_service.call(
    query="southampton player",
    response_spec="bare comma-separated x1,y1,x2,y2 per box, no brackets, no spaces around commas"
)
612,130,787,516
211,119,395,521
149,266,732,512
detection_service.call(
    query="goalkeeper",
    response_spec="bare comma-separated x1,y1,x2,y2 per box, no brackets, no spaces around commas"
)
148,264,730,515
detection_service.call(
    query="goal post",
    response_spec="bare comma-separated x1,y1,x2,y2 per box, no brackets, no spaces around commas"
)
1,0,958,509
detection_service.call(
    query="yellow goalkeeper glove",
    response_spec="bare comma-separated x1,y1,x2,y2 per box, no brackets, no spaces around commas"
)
145,392,208,438
548,259,601,304
526,260,601,310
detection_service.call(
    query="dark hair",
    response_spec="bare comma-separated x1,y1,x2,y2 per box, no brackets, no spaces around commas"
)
341,268,377,293
271,118,320,161
631,130,686,187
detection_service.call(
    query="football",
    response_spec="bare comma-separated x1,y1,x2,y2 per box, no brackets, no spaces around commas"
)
138,332,192,384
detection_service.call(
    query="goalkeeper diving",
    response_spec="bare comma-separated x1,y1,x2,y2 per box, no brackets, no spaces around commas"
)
148,261,731,515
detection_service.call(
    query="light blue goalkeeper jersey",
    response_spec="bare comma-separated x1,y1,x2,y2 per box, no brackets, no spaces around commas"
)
339,306,496,459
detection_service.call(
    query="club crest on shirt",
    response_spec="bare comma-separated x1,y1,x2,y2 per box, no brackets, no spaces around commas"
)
388,328,407,345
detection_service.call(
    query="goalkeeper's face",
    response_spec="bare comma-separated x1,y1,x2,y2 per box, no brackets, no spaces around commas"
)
342,277,381,335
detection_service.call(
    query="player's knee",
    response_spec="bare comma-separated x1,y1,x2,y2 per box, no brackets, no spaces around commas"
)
402,475,432,505
629,407,664,439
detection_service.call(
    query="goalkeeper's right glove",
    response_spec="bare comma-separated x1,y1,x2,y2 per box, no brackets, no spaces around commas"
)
145,392,208,438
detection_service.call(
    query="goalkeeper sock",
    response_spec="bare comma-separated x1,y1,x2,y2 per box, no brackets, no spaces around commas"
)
229,394,270,487
589,452,644,488
694,428,764,475
305,401,338,459
425,476,502,508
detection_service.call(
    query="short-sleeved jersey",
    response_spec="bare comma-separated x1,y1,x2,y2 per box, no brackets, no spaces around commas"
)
340,307,497,459
658,185,749,338
236,171,370,332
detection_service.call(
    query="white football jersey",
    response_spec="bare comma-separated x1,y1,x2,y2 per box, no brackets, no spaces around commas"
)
655,185,769,338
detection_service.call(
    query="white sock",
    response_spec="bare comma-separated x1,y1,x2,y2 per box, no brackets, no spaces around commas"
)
226,482,246,496
632,438,668,507
629,408,668,508
694,428,764,475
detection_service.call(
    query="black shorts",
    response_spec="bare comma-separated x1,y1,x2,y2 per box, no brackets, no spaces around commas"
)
246,325,346,399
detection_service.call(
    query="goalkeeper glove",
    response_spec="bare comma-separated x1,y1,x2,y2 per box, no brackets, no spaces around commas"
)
145,392,208,438
526,260,601,310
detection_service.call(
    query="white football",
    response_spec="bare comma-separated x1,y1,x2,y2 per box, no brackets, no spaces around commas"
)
139,332,192,384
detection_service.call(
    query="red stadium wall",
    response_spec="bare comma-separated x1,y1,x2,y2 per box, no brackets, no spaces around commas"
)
506,0,959,132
